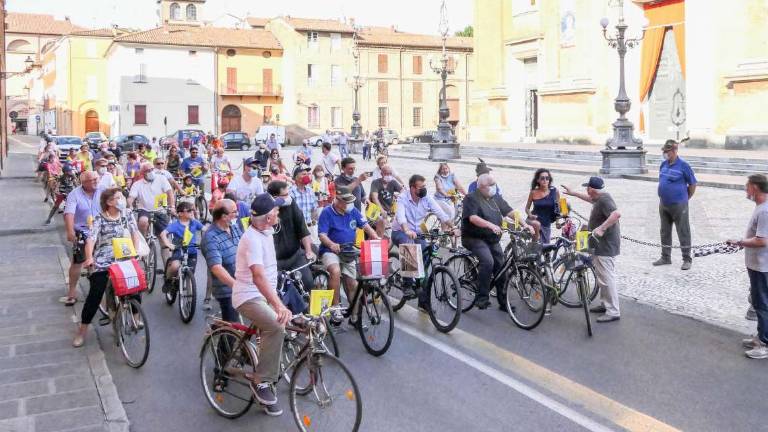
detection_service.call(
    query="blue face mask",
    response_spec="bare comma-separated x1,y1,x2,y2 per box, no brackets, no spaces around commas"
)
248,169,258,178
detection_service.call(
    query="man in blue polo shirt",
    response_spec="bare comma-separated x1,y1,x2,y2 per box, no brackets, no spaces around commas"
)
318,187,379,323
654,140,697,270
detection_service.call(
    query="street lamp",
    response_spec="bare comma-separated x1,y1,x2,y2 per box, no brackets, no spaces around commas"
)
0,56,35,78
428,0,460,160
346,27,365,151
598,0,649,175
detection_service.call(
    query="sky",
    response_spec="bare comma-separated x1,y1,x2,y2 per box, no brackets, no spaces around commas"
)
7,0,473,35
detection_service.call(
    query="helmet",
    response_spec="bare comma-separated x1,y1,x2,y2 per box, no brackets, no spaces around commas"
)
217,177,230,188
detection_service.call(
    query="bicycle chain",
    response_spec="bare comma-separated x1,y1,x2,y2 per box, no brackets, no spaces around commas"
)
568,208,743,254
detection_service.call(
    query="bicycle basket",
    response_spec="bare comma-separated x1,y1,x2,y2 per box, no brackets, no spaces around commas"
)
518,241,543,263
108,259,147,297
564,252,592,271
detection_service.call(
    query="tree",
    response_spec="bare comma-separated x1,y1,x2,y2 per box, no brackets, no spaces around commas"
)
454,26,473,37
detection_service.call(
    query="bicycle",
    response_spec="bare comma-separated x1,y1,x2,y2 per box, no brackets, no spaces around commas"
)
199,307,362,431
163,242,198,324
139,208,166,294
103,261,151,368
195,186,209,223
387,230,462,333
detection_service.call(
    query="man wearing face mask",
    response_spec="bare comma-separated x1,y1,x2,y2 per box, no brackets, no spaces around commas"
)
227,157,264,203
467,159,502,196
654,139,697,270
290,165,318,227
268,180,316,292
202,199,243,323
462,173,533,310
392,174,453,304
94,158,117,189
232,193,291,416
254,143,270,171
369,164,403,237
318,187,379,324
333,157,369,211
128,163,176,239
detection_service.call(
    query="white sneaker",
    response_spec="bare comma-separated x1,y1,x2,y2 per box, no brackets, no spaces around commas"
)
742,334,762,349
745,344,768,359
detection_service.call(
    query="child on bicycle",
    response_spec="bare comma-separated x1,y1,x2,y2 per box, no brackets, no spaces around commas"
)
209,177,228,212
160,201,204,293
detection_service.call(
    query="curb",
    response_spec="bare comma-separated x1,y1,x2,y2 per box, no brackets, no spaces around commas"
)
0,226,59,237
55,244,130,432
388,152,744,190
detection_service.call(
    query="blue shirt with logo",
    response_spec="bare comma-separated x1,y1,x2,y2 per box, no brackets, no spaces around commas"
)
658,157,696,205
317,205,368,255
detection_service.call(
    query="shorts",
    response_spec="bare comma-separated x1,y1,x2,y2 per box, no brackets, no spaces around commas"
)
136,209,169,235
72,230,88,264
322,252,357,280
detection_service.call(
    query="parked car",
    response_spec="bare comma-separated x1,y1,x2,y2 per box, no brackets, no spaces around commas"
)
304,135,324,147
54,136,84,163
220,132,251,151
83,132,108,149
254,125,286,145
406,130,438,144
374,129,400,145
167,129,206,150
303,130,347,147
111,134,150,152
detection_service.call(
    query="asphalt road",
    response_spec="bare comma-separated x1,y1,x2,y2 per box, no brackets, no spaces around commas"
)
88,146,768,432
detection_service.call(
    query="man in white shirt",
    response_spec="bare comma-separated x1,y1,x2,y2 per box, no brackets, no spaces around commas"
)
233,193,291,416
227,157,264,203
128,163,176,237
94,158,116,190
320,142,340,177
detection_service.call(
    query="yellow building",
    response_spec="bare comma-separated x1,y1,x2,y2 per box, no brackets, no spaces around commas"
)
470,0,768,149
41,28,131,137
356,27,473,140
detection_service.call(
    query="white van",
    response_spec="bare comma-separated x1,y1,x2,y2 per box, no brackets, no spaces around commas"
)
254,125,286,145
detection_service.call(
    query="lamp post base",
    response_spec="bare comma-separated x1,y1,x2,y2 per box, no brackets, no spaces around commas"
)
600,148,648,176
348,137,363,155
429,142,461,161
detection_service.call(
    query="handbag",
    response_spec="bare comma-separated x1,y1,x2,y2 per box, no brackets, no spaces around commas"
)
135,232,150,257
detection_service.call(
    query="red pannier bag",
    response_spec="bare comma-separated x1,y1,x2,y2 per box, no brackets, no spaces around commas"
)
108,259,148,297
359,239,389,278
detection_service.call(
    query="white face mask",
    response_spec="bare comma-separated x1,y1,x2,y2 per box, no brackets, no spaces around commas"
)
383,175,394,183
116,196,127,210
97,167,106,175
346,203,354,213
144,172,155,182
281,196,293,207
488,185,498,196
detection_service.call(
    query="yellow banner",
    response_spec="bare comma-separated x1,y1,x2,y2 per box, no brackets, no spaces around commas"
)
112,237,137,259
309,290,334,316
154,193,168,209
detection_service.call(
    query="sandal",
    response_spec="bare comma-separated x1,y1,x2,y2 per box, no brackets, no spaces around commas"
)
59,296,77,306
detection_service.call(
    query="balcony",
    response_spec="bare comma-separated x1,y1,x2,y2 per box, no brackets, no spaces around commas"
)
220,82,283,97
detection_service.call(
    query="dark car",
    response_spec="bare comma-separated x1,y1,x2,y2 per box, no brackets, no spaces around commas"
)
220,132,251,151
83,132,108,149
112,134,150,152
407,130,437,144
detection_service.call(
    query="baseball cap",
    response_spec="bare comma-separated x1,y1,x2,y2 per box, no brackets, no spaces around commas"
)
335,187,356,203
250,193,284,217
661,139,677,152
244,157,259,167
292,164,310,178
581,176,605,190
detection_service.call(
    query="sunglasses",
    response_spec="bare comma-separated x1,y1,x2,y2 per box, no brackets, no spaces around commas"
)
539,176,551,181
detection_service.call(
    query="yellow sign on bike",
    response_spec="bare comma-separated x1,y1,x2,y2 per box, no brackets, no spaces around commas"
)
112,237,137,259
354,228,364,248
190,167,203,177
309,290,334,316
154,193,168,209
512,210,522,230
559,197,569,216
365,202,381,222
576,230,590,251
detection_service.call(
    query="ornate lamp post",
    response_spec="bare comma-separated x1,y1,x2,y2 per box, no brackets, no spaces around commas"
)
599,0,648,175
427,0,460,160
346,28,365,154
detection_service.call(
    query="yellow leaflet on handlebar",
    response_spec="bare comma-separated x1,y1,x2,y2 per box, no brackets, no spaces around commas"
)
309,290,334,316
559,197,569,216
512,210,522,230
154,193,168,209
112,237,137,259
576,231,590,251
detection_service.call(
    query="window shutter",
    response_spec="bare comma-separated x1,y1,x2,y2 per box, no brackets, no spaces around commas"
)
378,81,388,103
413,55,422,75
188,105,199,124
413,82,422,103
135,105,146,125
378,54,388,73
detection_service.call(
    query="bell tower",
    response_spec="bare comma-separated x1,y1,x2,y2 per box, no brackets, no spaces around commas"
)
157,0,206,26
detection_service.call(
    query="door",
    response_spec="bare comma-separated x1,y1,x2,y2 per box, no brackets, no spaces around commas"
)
263,69,273,95
226,68,237,94
221,105,241,133
85,110,99,133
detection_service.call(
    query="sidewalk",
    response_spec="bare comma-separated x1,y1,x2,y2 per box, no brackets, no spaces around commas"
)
0,139,127,432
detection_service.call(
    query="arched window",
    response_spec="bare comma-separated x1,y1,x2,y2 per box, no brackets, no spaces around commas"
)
186,4,197,21
7,39,32,52
169,3,181,20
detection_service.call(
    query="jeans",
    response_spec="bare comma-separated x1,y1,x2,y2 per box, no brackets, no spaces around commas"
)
461,236,506,305
339,143,349,158
82,271,141,325
391,230,429,305
277,249,314,293
216,296,239,323
748,269,768,344
237,298,285,383
659,202,692,261
362,145,371,160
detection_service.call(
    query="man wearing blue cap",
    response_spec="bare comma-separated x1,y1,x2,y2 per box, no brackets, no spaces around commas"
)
563,176,622,323
232,193,291,416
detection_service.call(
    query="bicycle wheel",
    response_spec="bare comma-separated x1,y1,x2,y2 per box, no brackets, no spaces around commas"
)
164,280,177,305
578,273,593,337
178,268,197,323
357,285,394,356
385,253,406,312
444,254,478,313
427,266,462,333
115,297,150,368
290,352,362,432
196,196,209,222
556,261,598,308
505,265,547,330
199,328,255,419
143,242,157,294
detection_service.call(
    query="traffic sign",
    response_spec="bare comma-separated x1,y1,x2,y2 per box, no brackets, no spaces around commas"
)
9,111,17,120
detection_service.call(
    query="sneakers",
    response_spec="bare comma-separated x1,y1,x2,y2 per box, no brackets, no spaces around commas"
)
251,382,278,406
652,258,672,266
475,297,491,310
745,344,768,360
589,304,607,314
596,314,620,323
742,334,762,349
262,403,283,417
202,298,212,311
72,334,84,348
681,261,692,271
745,306,758,321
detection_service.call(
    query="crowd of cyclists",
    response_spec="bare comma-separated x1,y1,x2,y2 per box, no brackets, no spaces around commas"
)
35,130,612,429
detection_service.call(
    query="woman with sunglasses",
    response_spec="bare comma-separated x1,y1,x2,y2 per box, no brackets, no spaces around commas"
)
525,168,560,244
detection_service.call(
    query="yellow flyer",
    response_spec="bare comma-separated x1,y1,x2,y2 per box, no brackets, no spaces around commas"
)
559,197,569,216
154,193,168,209
576,230,590,251
240,217,250,229
512,210,522,230
182,226,193,246
309,290,334,316
354,228,364,248
112,237,137,259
